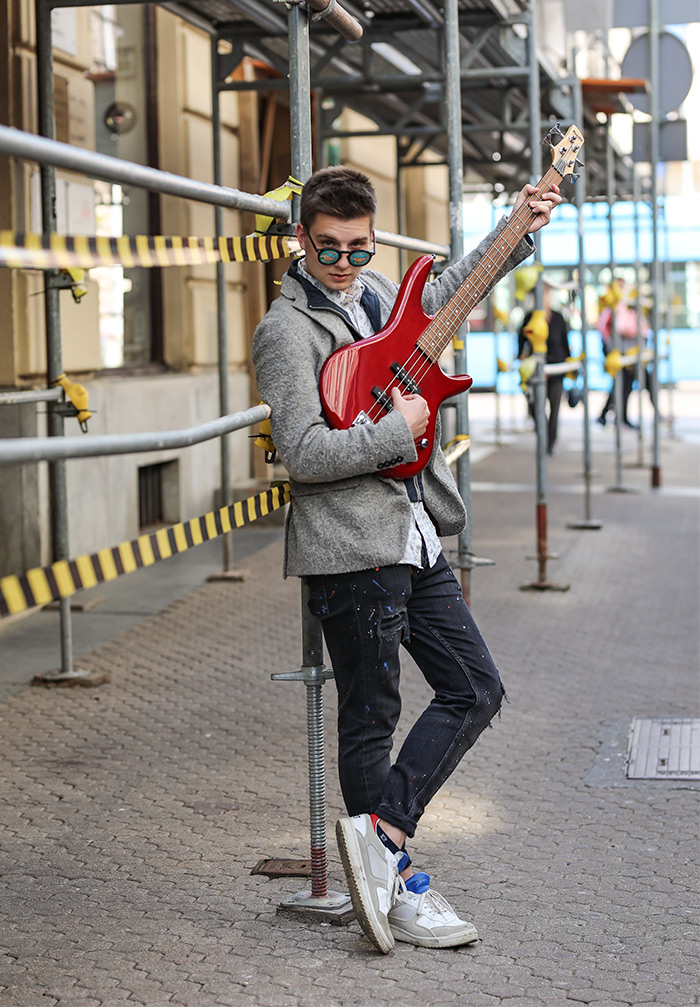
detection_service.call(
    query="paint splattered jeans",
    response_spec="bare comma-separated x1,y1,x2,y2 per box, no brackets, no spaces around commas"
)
304,552,505,838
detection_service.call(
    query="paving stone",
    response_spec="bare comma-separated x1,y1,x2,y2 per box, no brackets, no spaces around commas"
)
0,414,698,1006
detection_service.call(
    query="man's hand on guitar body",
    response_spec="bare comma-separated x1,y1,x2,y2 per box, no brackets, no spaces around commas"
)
512,182,563,233
390,387,430,439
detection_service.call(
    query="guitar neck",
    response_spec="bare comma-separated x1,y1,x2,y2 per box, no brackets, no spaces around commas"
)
417,164,561,362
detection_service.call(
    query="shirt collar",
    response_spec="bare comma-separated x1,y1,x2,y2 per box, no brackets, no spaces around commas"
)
296,256,366,308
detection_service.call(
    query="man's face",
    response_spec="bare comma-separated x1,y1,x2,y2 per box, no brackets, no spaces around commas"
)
296,212,373,292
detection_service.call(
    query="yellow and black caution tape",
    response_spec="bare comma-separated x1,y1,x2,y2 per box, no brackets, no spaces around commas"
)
442,435,470,466
0,482,291,619
0,230,299,271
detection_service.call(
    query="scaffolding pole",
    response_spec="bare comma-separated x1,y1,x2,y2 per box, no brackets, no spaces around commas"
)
567,72,602,532
520,0,566,591
649,0,662,488
211,37,236,576
272,0,351,923
633,164,646,467
35,0,77,677
444,0,483,606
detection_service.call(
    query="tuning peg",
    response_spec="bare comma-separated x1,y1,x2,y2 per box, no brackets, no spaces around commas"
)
542,122,565,147
575,156,585,168
570,172,581,184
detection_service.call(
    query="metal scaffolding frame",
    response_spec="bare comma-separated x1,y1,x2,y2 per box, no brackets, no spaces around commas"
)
3,0,667,918
16,0,636,653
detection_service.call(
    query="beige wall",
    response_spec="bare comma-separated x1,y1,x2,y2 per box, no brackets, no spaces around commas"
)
0,3,262,576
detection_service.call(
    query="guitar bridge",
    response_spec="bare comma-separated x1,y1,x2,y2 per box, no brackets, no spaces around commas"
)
371,386,393,412
390,362,421,395
351,410,371,426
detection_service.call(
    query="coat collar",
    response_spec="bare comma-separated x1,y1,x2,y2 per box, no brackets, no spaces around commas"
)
284,259,383,341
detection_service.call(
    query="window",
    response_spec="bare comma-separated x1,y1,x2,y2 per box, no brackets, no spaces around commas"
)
138,461,179,529
90,5,162,367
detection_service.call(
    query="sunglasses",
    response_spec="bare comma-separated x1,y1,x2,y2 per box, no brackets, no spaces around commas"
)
305,230,376,267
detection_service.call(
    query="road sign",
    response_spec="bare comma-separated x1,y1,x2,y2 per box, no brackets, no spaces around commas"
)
620,30,694,113
633,119,688,162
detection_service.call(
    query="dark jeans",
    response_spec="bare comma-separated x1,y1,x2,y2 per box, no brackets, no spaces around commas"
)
527,374,565,451
305,553,505,838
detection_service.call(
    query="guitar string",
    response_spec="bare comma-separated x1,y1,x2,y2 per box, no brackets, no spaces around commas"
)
361,161,565,425
361,195,541,423
405,164,562,374
366,161,564,417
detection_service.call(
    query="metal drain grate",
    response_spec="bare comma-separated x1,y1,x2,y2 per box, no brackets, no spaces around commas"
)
627,718,700,780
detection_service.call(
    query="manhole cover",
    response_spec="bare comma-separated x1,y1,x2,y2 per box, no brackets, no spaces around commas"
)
627,718,700,780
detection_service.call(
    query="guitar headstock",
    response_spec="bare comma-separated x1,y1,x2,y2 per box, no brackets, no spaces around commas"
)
543,122,585,183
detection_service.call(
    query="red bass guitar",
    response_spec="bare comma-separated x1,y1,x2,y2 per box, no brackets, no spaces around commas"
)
320,123,584,479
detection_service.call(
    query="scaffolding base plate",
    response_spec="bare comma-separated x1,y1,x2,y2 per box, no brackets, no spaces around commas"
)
31,668,111,688
206,569,250,583
567,519,603,530
277,890,354,925
251,858,312,878
519,581,570,592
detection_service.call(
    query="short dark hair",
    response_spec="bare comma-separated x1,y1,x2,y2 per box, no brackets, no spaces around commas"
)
300,165,377,232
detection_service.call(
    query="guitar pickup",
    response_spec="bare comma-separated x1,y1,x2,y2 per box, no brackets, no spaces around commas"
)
371,386,393,412
390,362,421,395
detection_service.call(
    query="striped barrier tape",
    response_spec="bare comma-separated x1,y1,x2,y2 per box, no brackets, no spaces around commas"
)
0,230,299,270
0,482,291,618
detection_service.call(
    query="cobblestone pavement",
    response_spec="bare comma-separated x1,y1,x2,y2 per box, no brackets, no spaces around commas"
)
1,402,698,1007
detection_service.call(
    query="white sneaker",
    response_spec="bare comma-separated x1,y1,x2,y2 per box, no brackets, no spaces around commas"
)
336,814,399,954
388,874,479,948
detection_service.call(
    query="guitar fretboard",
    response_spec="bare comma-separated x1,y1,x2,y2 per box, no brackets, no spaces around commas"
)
416,163,562,363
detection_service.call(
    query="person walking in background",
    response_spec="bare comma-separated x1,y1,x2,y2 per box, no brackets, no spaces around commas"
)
518,283,571,454
596,294,651,429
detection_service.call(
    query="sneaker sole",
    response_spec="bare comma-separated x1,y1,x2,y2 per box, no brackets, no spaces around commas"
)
390,922,479,946
335,818,394,954
390,924,479,949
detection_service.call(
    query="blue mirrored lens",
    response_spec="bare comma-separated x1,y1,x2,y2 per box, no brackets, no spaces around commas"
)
348,251,372,265
318,249,341,264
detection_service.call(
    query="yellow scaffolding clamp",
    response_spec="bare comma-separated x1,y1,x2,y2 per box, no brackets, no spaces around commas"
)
251,403,276,463
60,266,88,303
522,309,549,355
604,349,624,379
565,351,585,380
255,176,304,236
518,354,538,391
514,263,542,301
54,373,92,432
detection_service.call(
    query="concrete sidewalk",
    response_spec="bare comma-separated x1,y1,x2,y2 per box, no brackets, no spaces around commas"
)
0,388,698,1007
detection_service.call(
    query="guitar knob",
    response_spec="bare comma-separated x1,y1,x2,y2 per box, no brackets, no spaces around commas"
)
418,438,429,449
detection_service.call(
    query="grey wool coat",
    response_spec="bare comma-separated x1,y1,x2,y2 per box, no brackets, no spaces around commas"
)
252,216,534,577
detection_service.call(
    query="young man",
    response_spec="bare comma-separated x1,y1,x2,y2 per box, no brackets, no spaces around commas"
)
252,165,561,953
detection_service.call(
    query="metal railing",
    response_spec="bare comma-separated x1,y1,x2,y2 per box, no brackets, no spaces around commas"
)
0,387,63,406
0,404,270,466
